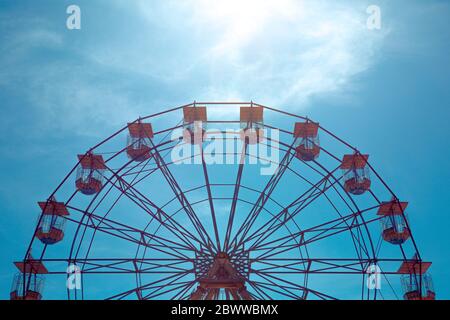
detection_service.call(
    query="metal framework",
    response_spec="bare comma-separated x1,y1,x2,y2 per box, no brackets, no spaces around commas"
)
11,102,434,300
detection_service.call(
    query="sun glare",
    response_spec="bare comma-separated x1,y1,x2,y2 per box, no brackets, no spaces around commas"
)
192,0,302,51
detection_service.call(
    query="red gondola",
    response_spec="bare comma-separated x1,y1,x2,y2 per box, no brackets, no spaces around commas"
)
75,153,106,195
293,121,320,161
183,106,207,144
377,199,410,245
398,258,435,300
240,106,264,144
10,256,47,300
340,154,371,195
402,273,435,300
126,122,154,162
35,198,69,245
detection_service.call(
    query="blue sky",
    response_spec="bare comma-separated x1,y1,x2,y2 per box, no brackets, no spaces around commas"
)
0,0,449,299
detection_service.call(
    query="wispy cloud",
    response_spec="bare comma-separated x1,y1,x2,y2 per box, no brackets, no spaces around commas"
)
190,0,388,106
0,1,388,138
0,20,146,137
112,0,388,106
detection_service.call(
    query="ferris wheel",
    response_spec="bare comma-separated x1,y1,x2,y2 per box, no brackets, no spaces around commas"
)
10,102,435,300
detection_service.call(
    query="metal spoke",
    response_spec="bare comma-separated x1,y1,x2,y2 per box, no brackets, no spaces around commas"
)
228,137,298,252
224,142,248,252
200,146,221,252
149,139,218,254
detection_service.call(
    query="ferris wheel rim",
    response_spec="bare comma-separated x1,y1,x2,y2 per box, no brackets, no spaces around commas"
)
19,101,424,301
